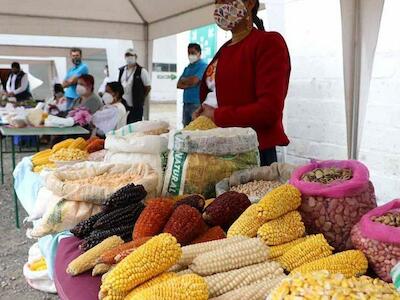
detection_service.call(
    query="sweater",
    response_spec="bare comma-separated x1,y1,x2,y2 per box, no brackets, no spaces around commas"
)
200,29,291,150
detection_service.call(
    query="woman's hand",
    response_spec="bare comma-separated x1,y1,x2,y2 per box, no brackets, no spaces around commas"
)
192,105,204,120
200,104,215,121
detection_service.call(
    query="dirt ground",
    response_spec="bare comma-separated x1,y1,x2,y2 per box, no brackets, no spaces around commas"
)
0,103,177,299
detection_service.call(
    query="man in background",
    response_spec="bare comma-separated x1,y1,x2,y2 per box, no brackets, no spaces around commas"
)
177,43,207,126
6,62,32,101
118,48,151,124
63,48,89,109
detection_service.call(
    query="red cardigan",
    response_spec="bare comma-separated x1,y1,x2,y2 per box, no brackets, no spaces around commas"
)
200,29,291,150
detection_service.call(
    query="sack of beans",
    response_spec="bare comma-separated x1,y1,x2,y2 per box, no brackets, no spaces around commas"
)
351,199,400,282
215,162,297,203
290,160,377,251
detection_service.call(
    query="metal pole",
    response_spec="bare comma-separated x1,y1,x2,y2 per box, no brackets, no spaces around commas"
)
11,137,20,228
0,135,4,184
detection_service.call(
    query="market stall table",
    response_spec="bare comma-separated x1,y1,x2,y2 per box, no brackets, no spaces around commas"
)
0,126,89,228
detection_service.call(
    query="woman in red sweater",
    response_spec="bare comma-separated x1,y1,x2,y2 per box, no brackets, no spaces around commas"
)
194,0,291,166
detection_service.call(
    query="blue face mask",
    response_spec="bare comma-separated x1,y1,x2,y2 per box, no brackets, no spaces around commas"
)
72,58,81,65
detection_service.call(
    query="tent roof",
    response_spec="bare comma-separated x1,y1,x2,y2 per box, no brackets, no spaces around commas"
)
0,0,215,40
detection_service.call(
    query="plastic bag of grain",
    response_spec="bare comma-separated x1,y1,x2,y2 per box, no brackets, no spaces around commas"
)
392,262,400,290
289,160,377,251
163,127,260,199
351,199,400,282
215,163,297,203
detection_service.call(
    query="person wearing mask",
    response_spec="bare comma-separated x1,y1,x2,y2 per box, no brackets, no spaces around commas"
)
6,62,32,101
73,74,103,114
63,48,89,109
194,0,291,166
118,48,151,124
98,65,110,97
177,43,208,126
92,82,127,136
46,83,67,115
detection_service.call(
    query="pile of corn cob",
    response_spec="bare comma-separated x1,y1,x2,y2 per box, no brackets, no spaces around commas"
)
71,184,147,251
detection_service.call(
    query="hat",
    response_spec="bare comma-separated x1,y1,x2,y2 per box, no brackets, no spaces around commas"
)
125,48,137,56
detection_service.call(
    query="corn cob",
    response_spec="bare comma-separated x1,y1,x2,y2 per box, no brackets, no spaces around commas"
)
168,264,186,272
257,184,301,220
132,199,175,240
268,236,309,259
129,274,208,300
257,211,305,246
86,136,99,145
278,234,333,271
163,204,207,245
92,263,112,276
97,241,137,265
269,271,399,299
32,149,52,166
69,137,88,150
101,265,116,283
86,139,105,153
211,274,287,300
178,236,248,267
93,203,144,230
291,250,368,278
114,248,136,263
205,261,284,298
33,163,56,173
172,194,205,212
184,116,217,131
100,233,182,298
52,138,75,153
67,235,123,276
80,224,134,251
177,268,194,276
190,238,269,276
227,204,269,238
71,210,109,238
125,272,178,299
192,226,225,244
203,191,251,230
103,184,147,211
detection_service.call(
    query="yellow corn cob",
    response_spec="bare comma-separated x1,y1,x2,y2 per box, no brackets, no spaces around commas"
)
269,236,309,259
227,204,268,238
52,138,75,153
278,234,333,272
184,116,217,131
125,273,177,299
92,263,112,277
69,137,88,150
178,236,248,267
210,274,287,300
257,211,305,246
101,265,116,283
269,271,399,299
67,236,123,276
131,274,208,300
291,250,368,278
257,184,301,221
205,261,283,298
189,238,269,276
32,149,52,166
100,233,182,298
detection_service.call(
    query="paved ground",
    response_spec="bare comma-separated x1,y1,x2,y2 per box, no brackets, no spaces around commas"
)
0,102,177,299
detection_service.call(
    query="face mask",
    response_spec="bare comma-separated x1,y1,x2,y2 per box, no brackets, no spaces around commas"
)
76,84,87,96
102,92,114,105
72,58,82,65
188,55,199,64
55,92,64,99
214,0,248,31
126,56,136,65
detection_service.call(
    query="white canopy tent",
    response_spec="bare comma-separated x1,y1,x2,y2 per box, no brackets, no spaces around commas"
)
0,0,386,159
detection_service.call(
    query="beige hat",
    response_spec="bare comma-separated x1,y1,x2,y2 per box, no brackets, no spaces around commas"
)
125,48,137,56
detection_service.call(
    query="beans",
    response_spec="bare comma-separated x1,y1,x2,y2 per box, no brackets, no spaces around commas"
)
351,224,400,282
299,181,377,251
301,167,353,184
372,212,400,227
230,180,282,199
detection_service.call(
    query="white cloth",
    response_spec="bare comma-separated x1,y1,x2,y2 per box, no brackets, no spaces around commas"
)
92,102,126,135
121,66,151,107
113,102,127,129
98,76,110,95
6,73,29,95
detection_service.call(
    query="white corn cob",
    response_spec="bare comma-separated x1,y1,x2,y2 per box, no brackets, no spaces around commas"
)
177,268,195,276
178,236,248,267
210,274,287,300
205,261,283,298
189,238,269,276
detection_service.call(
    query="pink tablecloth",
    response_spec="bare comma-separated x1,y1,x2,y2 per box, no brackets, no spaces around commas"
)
54,237,101,300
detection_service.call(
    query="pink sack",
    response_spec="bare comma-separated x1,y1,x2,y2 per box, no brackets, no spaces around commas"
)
290,160,377,251
351,199,400,282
